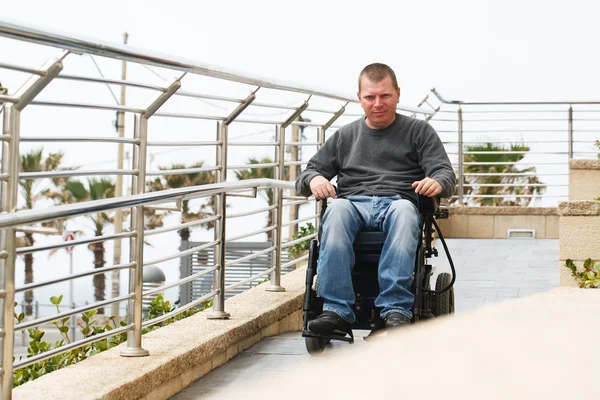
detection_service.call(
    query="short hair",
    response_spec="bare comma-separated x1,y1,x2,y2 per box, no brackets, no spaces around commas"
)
358,63,399,92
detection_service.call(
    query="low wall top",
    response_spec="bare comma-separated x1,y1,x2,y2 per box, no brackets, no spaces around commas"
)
446,206,557,216
569,159,600,170
558,200,600,216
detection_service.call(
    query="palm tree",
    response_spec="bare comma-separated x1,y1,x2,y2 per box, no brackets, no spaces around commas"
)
18,148,65,316
234,157,289,241
147,162,217,244
46,178,116,314
461,143,546,206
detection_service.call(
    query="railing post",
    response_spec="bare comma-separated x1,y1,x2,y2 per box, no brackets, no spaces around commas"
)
457,106,464,205
0,55,63,400
568,105,573,159
208,90,256,318
207,121,231,319
0,105,18,400
266,99,309,292
265,124,286,292
121,78,181,357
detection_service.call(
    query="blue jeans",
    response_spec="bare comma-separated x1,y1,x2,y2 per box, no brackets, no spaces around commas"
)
317,195,421,323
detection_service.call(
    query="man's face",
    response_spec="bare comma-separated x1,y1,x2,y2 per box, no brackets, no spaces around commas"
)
357,75,400,129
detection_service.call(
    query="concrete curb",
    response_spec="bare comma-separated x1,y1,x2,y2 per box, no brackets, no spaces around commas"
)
13,267,307,400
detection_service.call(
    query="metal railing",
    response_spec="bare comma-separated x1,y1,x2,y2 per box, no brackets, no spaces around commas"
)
420,89,600,206
0,19,434,399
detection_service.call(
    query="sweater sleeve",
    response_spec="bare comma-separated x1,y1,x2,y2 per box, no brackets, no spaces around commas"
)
415,121,456,199
295,131,340,196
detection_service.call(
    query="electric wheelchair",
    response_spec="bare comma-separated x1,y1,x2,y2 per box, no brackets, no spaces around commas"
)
302,195,456,354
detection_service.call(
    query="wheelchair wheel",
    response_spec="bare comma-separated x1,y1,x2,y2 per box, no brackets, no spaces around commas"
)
433,272,454,316
305,337,326,354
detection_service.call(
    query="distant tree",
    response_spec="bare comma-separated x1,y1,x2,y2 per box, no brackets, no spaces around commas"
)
460,143,545,206
234,157,289,241
147,162,217,245
46,178,116,314
18,148,65,316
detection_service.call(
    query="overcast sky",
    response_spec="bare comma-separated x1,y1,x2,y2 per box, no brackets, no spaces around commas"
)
3,0,600,104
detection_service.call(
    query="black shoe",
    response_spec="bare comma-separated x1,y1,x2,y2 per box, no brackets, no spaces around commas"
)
384,312,411,329
308,311,351,336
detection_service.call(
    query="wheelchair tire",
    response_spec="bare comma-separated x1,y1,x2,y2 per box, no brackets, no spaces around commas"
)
305,337,326,355
433,272,454,316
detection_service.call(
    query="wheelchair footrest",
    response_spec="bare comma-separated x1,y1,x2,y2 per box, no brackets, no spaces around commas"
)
302,328,354,344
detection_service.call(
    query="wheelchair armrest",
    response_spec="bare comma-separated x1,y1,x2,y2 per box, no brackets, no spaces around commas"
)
417,195,439,214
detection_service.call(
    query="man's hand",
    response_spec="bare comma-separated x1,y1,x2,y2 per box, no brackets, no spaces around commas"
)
412,177,442,197
309,176,337,200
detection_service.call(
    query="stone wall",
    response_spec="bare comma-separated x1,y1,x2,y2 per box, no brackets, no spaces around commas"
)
435,207,558,239
558,201,600,286
569,159,600,200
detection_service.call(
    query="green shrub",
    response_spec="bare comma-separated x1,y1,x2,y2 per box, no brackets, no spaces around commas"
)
564,258,600,288
13,294,210,387
288,223,316,258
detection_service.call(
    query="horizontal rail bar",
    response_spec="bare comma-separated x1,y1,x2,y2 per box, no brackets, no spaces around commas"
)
145,240,219,267
143,266,219,297
17,262,135,292
0,61,42,75
228,141,277,146
20,169,137,179
286,141,319,146
57,73,166,91
14,323,134,370
224,246,277,268
227,226,276,242
281,233,317,249
153,111,225,121
147,141,221,147
464,183,557,187
144,215,220,236
146,166,220,176
281,253,309,270
21,136,139,144
16,231,136,254
0,179,295,228
227,204,277,218
30,100,144,113
282,215,317,228
174,90,242,103
15,293,134,331
283,161,307,166
224,267,275,292
0,94,18,103
142,290,218,328
282,199,311,207
226,162,279,170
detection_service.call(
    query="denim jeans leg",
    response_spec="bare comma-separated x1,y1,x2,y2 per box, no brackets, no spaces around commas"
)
317,198,367,323
375,199,421,320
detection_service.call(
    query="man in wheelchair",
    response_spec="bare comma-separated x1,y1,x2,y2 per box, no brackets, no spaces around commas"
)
295,63,455,344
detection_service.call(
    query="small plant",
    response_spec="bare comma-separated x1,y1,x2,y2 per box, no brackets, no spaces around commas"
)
564,258,600,288
13,293,209,387
288,223,316,258
595,140,600,160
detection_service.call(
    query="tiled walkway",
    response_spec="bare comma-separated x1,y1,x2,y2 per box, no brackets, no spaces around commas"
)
172,239,559,399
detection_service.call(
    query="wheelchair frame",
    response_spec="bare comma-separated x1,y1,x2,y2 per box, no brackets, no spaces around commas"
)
301,196,456,353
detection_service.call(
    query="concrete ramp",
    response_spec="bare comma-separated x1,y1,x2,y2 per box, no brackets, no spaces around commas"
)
209,288,600,400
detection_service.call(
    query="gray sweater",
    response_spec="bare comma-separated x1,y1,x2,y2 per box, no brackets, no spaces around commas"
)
295,114,456,206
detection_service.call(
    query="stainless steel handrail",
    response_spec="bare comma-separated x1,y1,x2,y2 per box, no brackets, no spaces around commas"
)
0,19,433,115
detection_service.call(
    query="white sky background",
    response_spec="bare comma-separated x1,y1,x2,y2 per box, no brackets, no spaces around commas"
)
1,0,600,314
4,0,600,102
